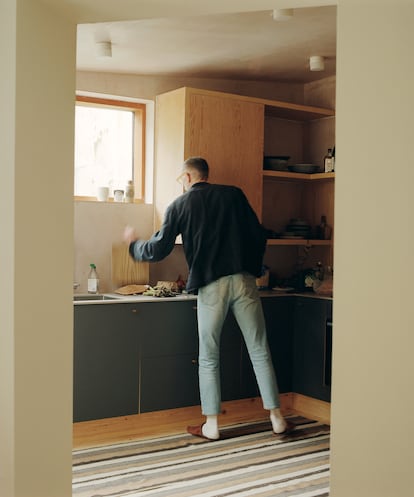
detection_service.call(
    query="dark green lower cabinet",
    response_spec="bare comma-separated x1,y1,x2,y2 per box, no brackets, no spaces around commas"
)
292,298,332,402
140,354,199,412
73,295,333,422
221,297,293,401
262,297,293,394
134,300,199,413
73,304,140,422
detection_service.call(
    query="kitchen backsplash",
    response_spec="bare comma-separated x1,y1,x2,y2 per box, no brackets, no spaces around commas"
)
74,201,189,292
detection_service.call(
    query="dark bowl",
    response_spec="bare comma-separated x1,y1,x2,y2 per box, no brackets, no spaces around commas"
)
263,156,290,171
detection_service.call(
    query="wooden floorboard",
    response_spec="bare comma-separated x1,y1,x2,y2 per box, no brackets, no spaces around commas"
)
73,394,293,449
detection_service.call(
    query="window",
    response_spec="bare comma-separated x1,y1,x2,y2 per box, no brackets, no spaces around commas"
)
74,96,146,201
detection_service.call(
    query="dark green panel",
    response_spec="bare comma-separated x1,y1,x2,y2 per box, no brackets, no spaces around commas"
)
261,296,293,394
73,304,140,422
292,297,332,402
140,354,199,412
139,300,198,357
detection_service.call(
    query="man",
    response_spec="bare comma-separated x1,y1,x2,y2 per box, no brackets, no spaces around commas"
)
124,156,290,440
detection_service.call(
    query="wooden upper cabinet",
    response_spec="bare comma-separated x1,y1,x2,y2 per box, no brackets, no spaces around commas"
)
185,92,264,218
154,87,264,229
153,86,335,236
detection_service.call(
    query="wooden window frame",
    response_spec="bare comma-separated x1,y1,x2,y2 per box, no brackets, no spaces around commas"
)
74,95,146,202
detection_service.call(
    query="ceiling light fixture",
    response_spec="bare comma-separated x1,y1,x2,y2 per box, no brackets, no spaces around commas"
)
309,55,325,72
95,41,112,58
272,9,294,21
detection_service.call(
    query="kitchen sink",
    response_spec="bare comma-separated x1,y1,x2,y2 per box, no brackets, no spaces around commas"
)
73,294,119,301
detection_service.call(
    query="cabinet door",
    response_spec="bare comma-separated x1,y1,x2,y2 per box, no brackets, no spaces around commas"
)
261,296,293,394
140,354,199,412
139,300,199,412
73,304,140,422
154,87,187,230
186,92,264,219
292,297,332,402
231,297,293,400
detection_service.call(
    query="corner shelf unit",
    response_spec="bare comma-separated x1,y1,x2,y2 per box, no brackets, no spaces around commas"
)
262,172,334,249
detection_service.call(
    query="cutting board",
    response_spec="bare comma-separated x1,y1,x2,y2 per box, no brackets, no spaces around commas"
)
111,243,149,288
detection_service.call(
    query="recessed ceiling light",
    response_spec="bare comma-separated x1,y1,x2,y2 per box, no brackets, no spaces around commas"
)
272,9,294,21
95,41,112,58
309,55,325,71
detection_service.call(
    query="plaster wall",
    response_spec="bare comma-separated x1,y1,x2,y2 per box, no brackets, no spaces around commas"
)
74,73,334,288
330,4,414,496
0,1,76,496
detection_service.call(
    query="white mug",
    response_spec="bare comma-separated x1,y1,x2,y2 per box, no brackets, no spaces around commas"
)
97,186,109,201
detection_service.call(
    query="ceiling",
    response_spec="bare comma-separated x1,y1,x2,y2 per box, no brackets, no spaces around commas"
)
76,6,336,83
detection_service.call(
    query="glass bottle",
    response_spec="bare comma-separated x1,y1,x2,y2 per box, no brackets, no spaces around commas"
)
125,180,135,203
324,148,334,173
317,215,332,240
87,263,99,294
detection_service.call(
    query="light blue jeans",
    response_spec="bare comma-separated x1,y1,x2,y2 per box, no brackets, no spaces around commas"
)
197,272,280,415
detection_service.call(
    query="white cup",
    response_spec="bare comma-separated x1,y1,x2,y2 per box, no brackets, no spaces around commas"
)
96,186,109,202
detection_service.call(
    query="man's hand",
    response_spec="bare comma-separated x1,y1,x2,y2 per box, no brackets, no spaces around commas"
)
123,225,138,245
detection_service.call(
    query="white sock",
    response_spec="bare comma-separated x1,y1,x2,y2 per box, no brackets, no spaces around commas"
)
202,415,220,440
270,408,287,433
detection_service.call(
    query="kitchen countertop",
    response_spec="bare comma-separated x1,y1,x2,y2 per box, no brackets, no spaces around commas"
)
73,290,332,304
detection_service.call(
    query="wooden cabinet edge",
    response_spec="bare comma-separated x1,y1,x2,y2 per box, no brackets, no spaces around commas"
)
267,239,332,246
188,87,334,119
162,87,334,121
263,171,335,181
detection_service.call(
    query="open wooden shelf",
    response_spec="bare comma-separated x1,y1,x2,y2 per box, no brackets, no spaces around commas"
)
183,87,335,121
267,239,333,247
263,171,335,181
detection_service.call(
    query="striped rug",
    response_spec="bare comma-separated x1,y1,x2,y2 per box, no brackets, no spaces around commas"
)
72,416,330,497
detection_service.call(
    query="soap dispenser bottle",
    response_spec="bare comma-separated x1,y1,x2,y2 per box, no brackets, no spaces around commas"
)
87,263,99,294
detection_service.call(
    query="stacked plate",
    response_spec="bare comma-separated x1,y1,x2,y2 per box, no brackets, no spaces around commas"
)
280,218,311,239
288,164,319,174
263,156,290,171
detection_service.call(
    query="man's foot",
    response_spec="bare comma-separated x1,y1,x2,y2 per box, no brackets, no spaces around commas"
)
273,419,295,435
187,423,220,441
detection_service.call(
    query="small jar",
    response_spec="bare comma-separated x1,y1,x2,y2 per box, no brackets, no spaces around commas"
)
125,180,134,203
113,189,124,202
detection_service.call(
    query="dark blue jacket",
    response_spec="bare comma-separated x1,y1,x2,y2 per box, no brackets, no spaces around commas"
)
129,182,267,292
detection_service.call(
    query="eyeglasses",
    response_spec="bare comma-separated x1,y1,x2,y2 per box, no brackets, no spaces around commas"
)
176,172,187,185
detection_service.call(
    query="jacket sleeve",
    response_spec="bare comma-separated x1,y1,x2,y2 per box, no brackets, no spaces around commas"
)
129,203,180,262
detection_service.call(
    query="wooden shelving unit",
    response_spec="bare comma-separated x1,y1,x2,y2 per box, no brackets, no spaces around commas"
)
153,86,336,274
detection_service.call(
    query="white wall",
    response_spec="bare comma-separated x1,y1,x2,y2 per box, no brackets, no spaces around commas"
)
74,72,311,290
77,71,305,103
3,1,414,496
0,2,16,495
330,3,414,496
0,1,75,496
74,201,153,292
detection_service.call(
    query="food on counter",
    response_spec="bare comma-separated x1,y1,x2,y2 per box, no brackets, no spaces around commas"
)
143,285,178,298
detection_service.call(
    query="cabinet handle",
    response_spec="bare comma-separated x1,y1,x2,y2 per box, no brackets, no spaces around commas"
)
192,306,197,311
131,309,138,314
191,359,197,364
